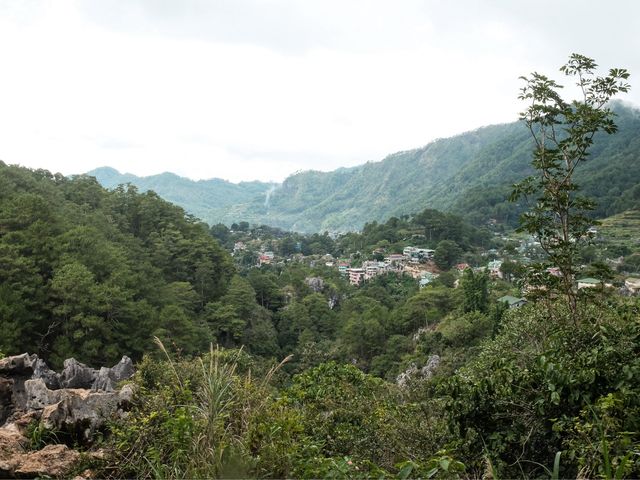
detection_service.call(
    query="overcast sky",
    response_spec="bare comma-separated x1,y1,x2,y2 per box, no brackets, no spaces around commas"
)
1,0,639,182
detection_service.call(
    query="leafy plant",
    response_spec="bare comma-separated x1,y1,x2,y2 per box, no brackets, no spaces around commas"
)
512,54,630,320
26,420,60,450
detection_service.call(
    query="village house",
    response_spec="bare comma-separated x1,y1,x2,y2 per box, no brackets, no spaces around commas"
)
347,267,366,286
338,262,350,275
624,277,640,295
487,260,503,279
403,246,435,263
456,263,470,273
258,251,275,266
419,271,439,289
498,295,528,309
577,277,601,289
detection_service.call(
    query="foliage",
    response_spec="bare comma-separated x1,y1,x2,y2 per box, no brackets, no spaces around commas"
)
91,101,640,232
511,54,630,318
459,269,489,313
26,420,61,451
439,299,640,478
434,240,463,270
280,362,441,474
0,163,234,365
105,343,289,479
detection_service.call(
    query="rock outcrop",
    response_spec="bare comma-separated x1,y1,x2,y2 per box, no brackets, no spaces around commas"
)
396,355,441,388
0,353,135,478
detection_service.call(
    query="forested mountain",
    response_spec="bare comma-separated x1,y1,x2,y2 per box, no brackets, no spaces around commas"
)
3,153,640,479
88,166,275,226
0,162,234,367
88,102,640,232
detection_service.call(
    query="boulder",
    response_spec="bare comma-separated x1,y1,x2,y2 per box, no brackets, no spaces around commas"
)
13,444,81,478
92,356,134,391
420,354,441,379
0,353,37,376
59,358,98,389
22,378,134,436
305,276,325,293
0,352,136,477
0,378,13,425
33,358,60,390
0,425,27,477
25,378,63,410
40,383,134,437
111,356,134,383
0,354,39,413
396,355,441,388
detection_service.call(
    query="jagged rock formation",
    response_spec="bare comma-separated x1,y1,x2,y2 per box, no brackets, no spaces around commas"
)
305,276,325,293
0,353,134,478
396,355,441,388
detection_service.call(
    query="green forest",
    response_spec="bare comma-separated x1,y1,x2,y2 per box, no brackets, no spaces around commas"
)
90,102,640,233
2,158,639,478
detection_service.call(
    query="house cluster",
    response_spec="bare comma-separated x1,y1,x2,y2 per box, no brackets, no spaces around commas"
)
576,276,640,295
342,246,436,286
403,246,435,263
345,261,397,286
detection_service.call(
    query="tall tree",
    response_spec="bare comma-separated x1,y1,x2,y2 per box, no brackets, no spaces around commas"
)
511,54,629,319
460,269,489,313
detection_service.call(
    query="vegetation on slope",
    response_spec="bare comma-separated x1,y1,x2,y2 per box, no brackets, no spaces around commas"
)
0,162,234,367
89,102,640,232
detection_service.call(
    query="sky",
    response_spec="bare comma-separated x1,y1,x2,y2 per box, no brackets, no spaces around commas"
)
1,0,639,183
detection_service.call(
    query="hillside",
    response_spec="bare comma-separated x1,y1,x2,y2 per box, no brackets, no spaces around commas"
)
599,209,640,249
88,167,275,226
0,162,234,366
88,102,640,232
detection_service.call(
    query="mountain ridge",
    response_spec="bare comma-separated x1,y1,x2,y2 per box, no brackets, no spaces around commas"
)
86,101,640,232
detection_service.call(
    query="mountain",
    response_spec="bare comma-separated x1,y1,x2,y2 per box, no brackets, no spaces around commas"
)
87,167,275,226
87,102,640,232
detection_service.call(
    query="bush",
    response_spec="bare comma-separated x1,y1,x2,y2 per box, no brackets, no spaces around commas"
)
438,300,640,478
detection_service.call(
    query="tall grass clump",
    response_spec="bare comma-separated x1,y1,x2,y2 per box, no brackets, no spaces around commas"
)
103,338,289,479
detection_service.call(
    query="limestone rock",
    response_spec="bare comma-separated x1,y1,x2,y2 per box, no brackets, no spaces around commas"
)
305,276,325,292
60,358,98,389
0,425,27,477
0,353,37,375
40,383,134,437
0,352,136,477
33,358,61,390
13,444,81,478
22,378,134,437
420,354,441,379
92,356,134,391
396,355,441,388
25,378,64,410
0,377,13,425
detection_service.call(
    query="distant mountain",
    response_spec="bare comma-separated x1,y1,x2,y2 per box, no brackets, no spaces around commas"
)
87,167,276,226
87,102,640,232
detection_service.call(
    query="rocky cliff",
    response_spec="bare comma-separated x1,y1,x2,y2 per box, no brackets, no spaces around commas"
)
0,353,134,478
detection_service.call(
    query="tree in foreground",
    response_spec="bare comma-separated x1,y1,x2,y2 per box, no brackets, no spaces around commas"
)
511,54,630,320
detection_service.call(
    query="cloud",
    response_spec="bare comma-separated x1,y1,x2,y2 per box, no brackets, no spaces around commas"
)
0,0,638,182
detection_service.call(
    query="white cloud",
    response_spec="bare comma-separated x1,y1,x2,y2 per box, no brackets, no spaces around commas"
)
0,0,638,182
